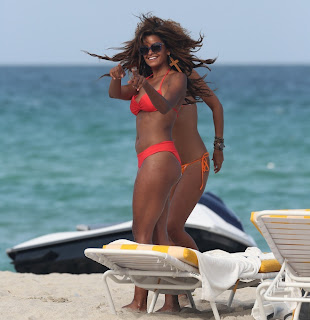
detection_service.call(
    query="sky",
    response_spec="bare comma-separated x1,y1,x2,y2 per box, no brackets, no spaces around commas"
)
1,0,310,65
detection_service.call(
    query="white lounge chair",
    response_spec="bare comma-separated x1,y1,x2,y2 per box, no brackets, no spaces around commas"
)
251,209,310,320
84,242,280,319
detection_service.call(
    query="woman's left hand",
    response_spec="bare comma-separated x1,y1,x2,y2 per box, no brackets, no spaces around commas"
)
212,149,224,173
128,67,146,91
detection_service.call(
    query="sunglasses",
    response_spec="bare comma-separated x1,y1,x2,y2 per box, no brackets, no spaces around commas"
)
139,42,164,56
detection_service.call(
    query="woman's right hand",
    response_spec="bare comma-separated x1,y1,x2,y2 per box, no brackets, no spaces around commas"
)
109,64,126,80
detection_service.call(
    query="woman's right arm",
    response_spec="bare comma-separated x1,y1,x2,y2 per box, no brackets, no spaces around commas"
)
109,64,137,100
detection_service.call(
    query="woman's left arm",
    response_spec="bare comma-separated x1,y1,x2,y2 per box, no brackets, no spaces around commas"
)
190,70,224,173
129,68,187,114
202,89,224,173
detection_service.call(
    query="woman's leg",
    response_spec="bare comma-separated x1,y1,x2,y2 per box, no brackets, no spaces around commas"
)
124,152,181,311
158,157,210,311
132,152,181,243
167,158,210,249
152,196,181,313
152,198,170,245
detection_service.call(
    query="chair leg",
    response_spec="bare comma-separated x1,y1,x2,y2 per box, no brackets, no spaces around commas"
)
256,281,270,320
227,279,240,307
300,290,310,320
186,291,196,309
210,301,220,320
148,290,160,313
102,271,117,315
293,290,309,320
292,302,302,320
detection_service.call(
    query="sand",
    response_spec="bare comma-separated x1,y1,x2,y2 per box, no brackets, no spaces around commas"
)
0,271,257,320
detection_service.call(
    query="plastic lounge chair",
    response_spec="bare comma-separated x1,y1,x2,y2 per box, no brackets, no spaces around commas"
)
84,242,280,319
251,209,310,320
84,244,209,315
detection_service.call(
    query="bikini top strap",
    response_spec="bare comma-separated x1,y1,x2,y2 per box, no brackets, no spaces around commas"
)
159,69,171,91
146,74,153,80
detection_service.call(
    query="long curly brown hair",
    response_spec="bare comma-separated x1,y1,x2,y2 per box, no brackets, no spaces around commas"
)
85,14,216,102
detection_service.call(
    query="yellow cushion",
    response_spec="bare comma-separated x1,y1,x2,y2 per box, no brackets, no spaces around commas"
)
259,259,281,273
102,243,198,268
102,242,281,272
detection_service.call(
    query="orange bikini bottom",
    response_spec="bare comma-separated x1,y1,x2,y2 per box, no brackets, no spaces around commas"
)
181,152,210,190
137,141,181,168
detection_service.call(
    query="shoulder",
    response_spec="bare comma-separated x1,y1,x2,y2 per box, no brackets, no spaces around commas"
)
168,70,187,84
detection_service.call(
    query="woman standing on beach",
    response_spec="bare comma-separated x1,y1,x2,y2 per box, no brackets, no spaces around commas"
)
154,72,224,252
85,14,214,311
154,74,224,312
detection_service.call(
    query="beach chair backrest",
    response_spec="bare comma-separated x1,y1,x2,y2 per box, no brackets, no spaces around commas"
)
251,210,310,277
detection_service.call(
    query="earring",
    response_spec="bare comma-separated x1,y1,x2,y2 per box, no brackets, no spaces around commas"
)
169,55,182,72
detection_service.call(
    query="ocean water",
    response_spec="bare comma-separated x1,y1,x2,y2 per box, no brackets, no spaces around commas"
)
1,65,309,272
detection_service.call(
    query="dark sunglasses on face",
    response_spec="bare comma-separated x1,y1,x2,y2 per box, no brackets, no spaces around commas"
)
139,42,164,55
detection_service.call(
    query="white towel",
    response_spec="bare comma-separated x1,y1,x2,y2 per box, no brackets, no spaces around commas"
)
196,247,262,301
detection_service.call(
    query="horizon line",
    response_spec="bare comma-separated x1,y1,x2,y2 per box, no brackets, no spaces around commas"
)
0,62,309,67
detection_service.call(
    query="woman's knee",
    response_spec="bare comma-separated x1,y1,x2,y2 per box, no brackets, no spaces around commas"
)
132,222,153,244
167,218,184,239
153,230,169,245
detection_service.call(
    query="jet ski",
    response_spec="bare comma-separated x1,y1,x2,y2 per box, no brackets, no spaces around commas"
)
6,192,256,274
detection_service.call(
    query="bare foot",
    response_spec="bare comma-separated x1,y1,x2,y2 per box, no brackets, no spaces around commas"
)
123,287,148,312
122,300,147,312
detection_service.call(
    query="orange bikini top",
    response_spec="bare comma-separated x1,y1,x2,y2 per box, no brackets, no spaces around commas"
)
130,69,171,116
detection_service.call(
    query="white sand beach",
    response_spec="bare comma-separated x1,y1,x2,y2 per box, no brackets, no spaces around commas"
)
0,271,257,320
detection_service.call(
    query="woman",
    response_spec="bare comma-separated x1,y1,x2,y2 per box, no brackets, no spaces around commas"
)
153,73,224,312
169,74,224,249
85,15,214,311
154,72,224,249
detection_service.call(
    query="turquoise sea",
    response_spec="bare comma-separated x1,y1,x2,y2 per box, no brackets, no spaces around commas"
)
1,65,309,272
